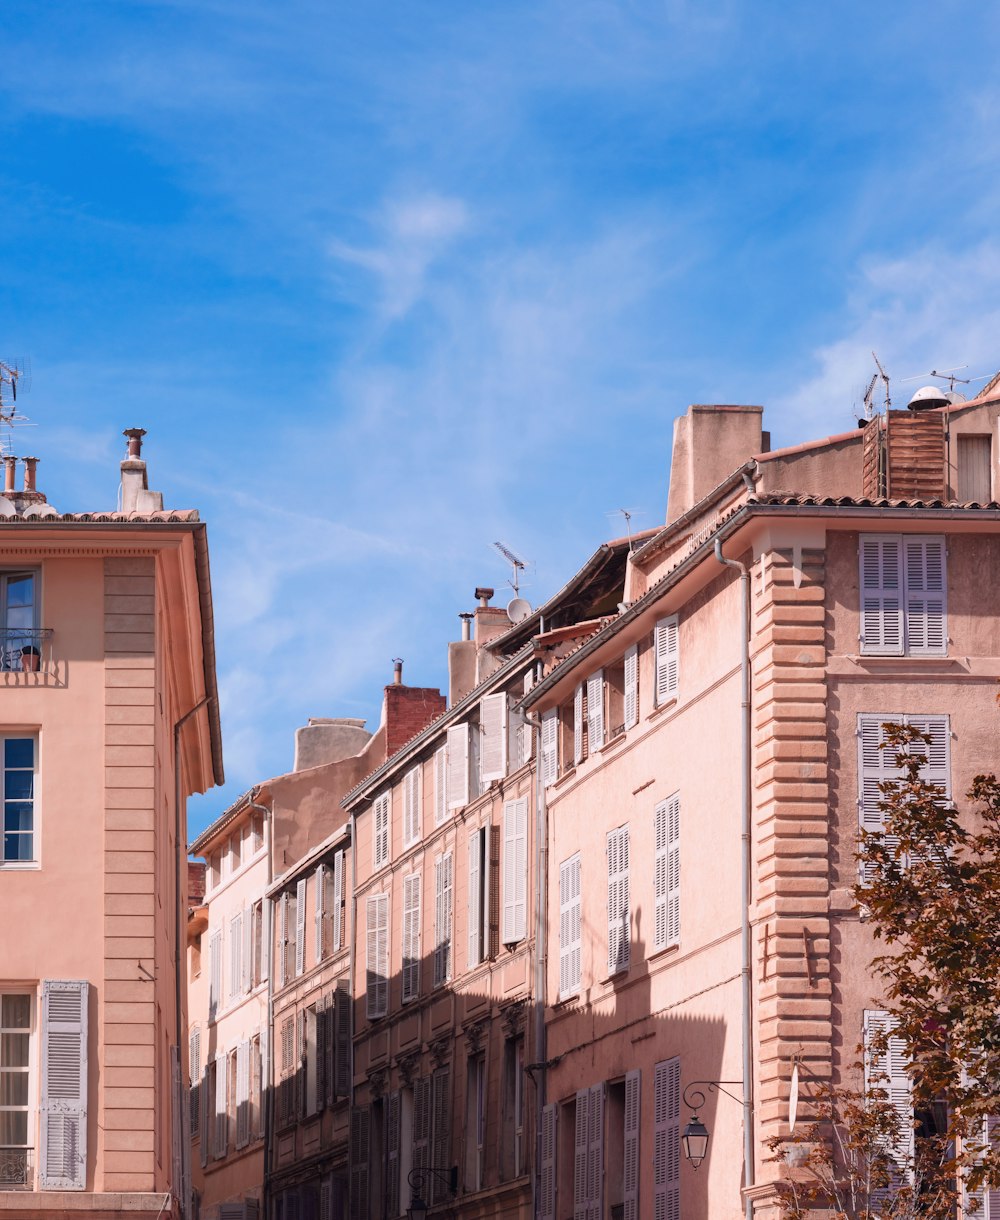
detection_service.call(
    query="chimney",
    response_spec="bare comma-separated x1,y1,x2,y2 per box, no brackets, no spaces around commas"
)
22,457,37,493
120,427,165,515
460,613,473,641
3,456,15,493
383,681,447,759
473,586,510,684
666,405,763,523
392,658,403,685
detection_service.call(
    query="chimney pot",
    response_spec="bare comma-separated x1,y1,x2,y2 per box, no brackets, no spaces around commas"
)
392,657,404,685
459,612,474,641
475,586,494,608
3,456,15,493
123,428,147,460
22,457,38,493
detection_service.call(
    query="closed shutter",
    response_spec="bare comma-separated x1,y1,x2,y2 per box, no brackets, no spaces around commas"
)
403,766,421,847
539,1103,557,1220
260,899,269,984
653,1057,680,1220
587,671,604,753
904,537,947,655
588,1083,604,1220
386,1090,401,1217
315,998,327,1109
236,1040,250,1149
259,1021,269,1137
402,873,421,1002
278,895,288,989
434,746,448,825
574,684,584,765
480,692,507,782
39,979,88,1190
606,826,630,975
430,1067,451,1202
654,794,681,947
574,1090,589,1220
366,894,389,1018
323,992,335,1108
860,535,904,655
333,976,351,1098
624,645,638,729
349,1105,370,1220
320,1179,333,1220
560,855,582,998
488,824,500,960
964,1115,1000,1217
332,850,344,952
296,878,307,977
468,828,483,968
279,1018,294,1127
214,1052,227,1159
864,1010,912,1180
315,864,326,961
413,1076,431,1177
373,792,390,869
541,709,558,788
200,1062,210,1167
654,615,679,703
434,853,453,986
623,1070,640,1220
210,929,222,1015
447,724,471,809
296,1010,306,1118
243,905,253,994
502,798,528,944
189,1026,201,1140
229,912,242,1002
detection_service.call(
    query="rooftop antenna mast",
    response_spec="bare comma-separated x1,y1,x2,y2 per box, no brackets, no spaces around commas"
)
493,541,528,598
901,365,991,394
0,360,33,457
872,351,891,413
861,372,879,422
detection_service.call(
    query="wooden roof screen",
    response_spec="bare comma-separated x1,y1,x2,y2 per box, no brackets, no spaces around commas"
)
862,411,946,500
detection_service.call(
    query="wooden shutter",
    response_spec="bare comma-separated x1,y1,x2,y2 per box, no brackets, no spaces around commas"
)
403,766,421,847
539,1103,557,1220
560,855,582,998
402,873,421,1002
606,826,630,975
430,1067,451,1202
334,976,351,1098
373,791,390,869
858,714,905,885
278,895,288,989
365,893,389,1018
386,1090,401,1217
587,671,604,753
434,853,453,986
541,709,558,787
200,1061,210,1167
480,692,507,782
623,1070,640,1220
489,823,501,960
964,1115,1000,1217
214,1052,227,1158
210,929,222,1015
574,683,584,765
322,992,335,1108
243,905,253,994
413,1075,431,1181
434,746,448,825
860,535,904,655
296,878,307,977
654,616,679,703
864,1009,913,1179
259,899,269,985
315,864,326,961
468,828,483,968
904,537,946,655
349,1105,370,1220
666,795,680,946
574,1090,589,1220
316,999,327,1110
320,1179,333,1220
39,979,88,1190
447,724,471,809
502,798,528,944
236,1039,250,1148
230,912,242,1002
654,800,668,950
296,1010,307,1118
587,1083,604,1219
653,1057,680,1220
189,1026,201,1140
332,850,344,952
624,645,638,729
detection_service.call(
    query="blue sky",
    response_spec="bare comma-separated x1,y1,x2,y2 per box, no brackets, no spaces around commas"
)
2,1,999,836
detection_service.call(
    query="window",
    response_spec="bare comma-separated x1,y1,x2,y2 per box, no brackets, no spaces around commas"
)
958,435,991,503
433,853,453,987
501,1037,525,1181
559,854,582,999
654,615,679,704
574,1084,605,1219
654,794,680,951
605,1075,640,1219
251,812,264,854
304,1008,318,1116
860,535,946,656
366,893,389,1018
189,1026,201,1143
0,571,37,672
480,693,507,784
402,766,422,849
540,709,557,789
606,826,629,975
251,900,266,988
467,824,497,968
373,791,390,870
502,798,528,945
316,854,345,962
864,1010,912,1185
0,993,31,1154
209,850,221,890
230,829,241,873
250,1035,262,1139
434,747,447,826
401,873,421,1003
466,1054,486,1191
605,658,627,739
653,1058,680,1220
446,724,471,810
1,736,35,864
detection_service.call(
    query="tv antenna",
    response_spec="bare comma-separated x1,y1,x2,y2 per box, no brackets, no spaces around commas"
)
900,365,991,394
493,541,528,598
608,507,643,550
862,352,890,421
0,361,34,456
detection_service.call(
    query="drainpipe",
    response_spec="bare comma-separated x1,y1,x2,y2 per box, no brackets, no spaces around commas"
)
173,696,210,1220
246,790,272,1220
714,538,754,1220
348,813,357,1115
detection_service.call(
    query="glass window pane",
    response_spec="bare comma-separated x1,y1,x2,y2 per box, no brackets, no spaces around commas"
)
1,1033,29,1067
4,739,33,769
0,1110,27,1146
0,996,29,1029
3,832,32,862
5,769,33,798
5,575,33,607
4,806,32,833
0,1072,28,1106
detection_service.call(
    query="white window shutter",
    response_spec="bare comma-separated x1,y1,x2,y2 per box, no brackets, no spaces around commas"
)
403,766,421,847
539,1103,558,1220
653,1057,680,1220
624,645,638,729
541,710,558,788
587,1083,604,1220
209,929,222,1016
332,850,344,953
447,724,471,809
480,693,507,783
40,980,88,1190
655,615,679,703
857,713,905,885
236,1040,250,1149
574,1089,589,1220
260,900,270,985
574,683,584,765
315,864,326,961
214,1052,227,1159
560,855,582,998
373,791,390,870
402,873,421,1002
607,825,630,975
468,829,482,968
434,747,447,826
623,1070,640,1220
434,853,453,986
366,894,389,1019
502,798,528,944
242,904,252,994
295,878,307,977
860,535,904,655
864,1009,913,1180
586,671,604,753
904,536,947,655
666,795,680,947
386,1090,401,1217
278,895,288,989
229,912,242,1003
654,801,668,951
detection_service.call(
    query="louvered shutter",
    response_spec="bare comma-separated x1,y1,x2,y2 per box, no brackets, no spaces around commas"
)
587,671,604,753
413,1076,431,1177
278,895,288,989
210,929,222,1016
200,1062,210,1167
480,692,507,782
236,1039,250,1148
588,1083,605,1219
373,792,390,869
243,905,253,994
654,801,668,950
623,1070,640,1220
653,1057,680,1220
860,535,904,655
296,1010,307,1117
230,912,242,1002
214,1052,227,1159
296,878,307,976
434,853,453,986
468,829,483,968
315,864,326,961
606,826,630,975
560,855,582,998
904,537,947,655
624,645,638,729
574,1089,589,1220
661,795,681,947
488,824,500,960
39,979,88,1189
541,709,558,787
332,850,344,952
858,714,906,885
503,798,528,944
366,894,389,1018
189,1026,201,1140
386,1090,401,1217
349,1105,370,1220
430,1067,451,1202
402,873,421,1002
434,747,447,825
447,724,471,809
574,684,584,765
334,976,351,1099
315,1000,327,1110
540,1103,557,1220
964,1115,1000,1217
323,992,335,1108
246,1202,261,1220
260,899,270,984
403,766,421,847
654,616,679,703
320,1179,333,1220
864,1009,912,1182
279,1018,294,1127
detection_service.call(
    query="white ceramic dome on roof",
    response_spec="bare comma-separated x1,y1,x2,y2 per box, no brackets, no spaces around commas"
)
907,384,949,410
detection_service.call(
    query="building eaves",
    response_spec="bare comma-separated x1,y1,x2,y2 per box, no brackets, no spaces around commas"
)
267,821,352,896
629,462,756,566
0,510,199,523
189,782,268,855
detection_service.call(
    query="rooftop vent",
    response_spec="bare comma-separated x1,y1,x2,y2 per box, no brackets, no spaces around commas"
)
907,385,949,412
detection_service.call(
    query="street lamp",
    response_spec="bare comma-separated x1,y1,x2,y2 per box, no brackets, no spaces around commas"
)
407,1166,458,1219
681,1081,744,1170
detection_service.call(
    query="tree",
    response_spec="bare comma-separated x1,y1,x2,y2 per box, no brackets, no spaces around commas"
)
769,721,1000,1216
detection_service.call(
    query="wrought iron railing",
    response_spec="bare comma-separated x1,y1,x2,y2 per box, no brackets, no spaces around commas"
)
0,1146,33,1189
0,628,52,673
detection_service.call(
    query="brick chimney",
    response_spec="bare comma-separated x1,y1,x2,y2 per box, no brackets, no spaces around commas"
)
382,660,447,759
121,428,165,514
666,405,763,523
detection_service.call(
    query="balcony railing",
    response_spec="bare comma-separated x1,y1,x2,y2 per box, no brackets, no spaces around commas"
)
0,1146,33,1189
0,629,53,674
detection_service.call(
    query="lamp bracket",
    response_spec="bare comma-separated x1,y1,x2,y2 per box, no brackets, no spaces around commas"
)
682,1080,744,1111
407,1164,458,1200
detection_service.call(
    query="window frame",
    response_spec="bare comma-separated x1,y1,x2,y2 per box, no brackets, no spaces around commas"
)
0,990,35,1161
0,733,38,868
0,569,40,673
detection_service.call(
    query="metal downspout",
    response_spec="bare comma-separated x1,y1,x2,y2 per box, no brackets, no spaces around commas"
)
714,538,754,1220
348,813,357,1115
524,685,548,1220
245,792,273,1220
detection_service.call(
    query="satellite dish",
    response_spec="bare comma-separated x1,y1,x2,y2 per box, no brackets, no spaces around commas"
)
507,597,531,624
788,1061,799,1134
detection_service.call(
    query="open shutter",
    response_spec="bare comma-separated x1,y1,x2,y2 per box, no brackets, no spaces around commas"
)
39,979,88,1190
623,1070,640,1220
434,853,453,986
430,1067,451,1202
214,1052,226,1159
349,1105,370,1220
199,1061,210,1167
574,1089,589,1220
335,976,351,1098
540,1103,557,1220
860,535,904,655
541,709,558,787
588,1083,604,1220
315,864,326,961
278,895,288,988
243,905,253,994
323,993,335,1108
488,824,500,960
965,1115,1000,1217
480,692,507,783
468,829,482,968
606,826,630,975
904,536,946,655
386,1091,401,1217
373,791,390,869
574,684,584,765
332,850,344,952
402,873,421,1002
503,798,528,944
447,724,471,809
653,1057,680,1220
189,1026,201,1141
366,894,389,1018
413,1076,431,1177
230,912,242,1002
666,795,680,947
560,855,582,998
857,714,905,885
864,1009,913,1182
624,645,638,729
403,766,421,847
654,801,668,950
236,1039,250,1149
296,878,307,977
315,1000,327,1111
655,615,679,703
434,746,447,825
210,929,222,1015
587,671,604,753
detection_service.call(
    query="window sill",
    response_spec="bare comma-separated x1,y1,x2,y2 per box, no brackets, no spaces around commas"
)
598,731,629,755
851,653,952,665
647,696,678,721
598,967,629,987
0,861,39,871
553,990,582,1009
647,942,680,964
